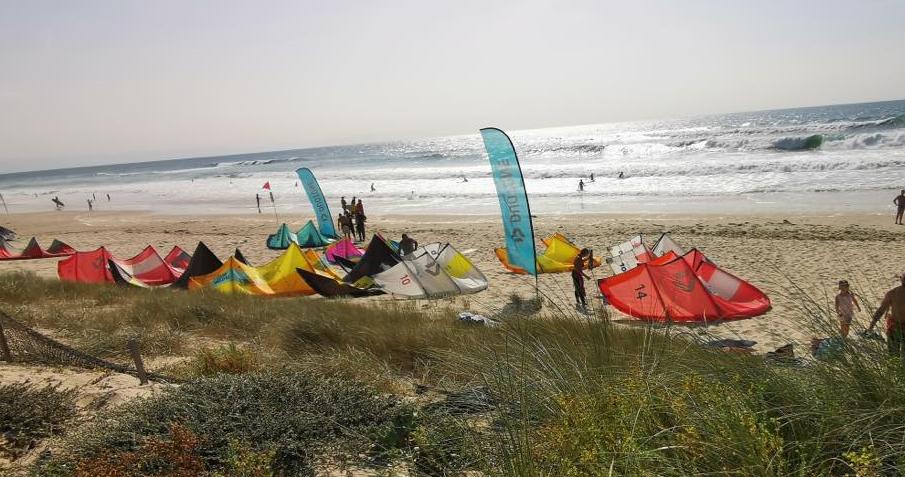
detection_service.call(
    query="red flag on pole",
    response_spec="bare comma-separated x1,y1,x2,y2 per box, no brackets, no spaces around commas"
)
262,181,271,190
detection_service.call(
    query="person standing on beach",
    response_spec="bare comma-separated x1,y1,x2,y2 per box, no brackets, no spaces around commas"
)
894,190,905,225
399,233,418,256
572,248,592,311
354,200,366,241
256,193,262,214
341,196,348,212
106,193,111,202
835,280,861,338
578,179,584,192
338,213,352,240
87,199,93,211
868,274,905,356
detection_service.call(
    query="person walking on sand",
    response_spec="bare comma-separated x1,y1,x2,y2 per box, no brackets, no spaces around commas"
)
354,199,366,241
255,193,262,214
578,179,584,192
835,280,861,338
868,274,905,356
399,233,418,256
572,248,593,311
338,213,352,240
894,190,905,225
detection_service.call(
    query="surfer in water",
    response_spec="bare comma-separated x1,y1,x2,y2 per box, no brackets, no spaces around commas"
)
589,173,595,182
618,171,625,179
370,183,376,192
894,190,905,225
461,175,468,183
578,179,585,192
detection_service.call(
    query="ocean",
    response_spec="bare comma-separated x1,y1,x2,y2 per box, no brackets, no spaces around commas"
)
1,99,904,216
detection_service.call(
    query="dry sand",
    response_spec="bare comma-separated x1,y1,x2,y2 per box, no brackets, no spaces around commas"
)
1,209,904,355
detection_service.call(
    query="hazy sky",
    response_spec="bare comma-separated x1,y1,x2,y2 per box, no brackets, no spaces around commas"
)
2,0,904,172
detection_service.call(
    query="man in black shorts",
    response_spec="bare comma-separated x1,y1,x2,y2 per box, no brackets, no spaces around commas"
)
894,190,905,225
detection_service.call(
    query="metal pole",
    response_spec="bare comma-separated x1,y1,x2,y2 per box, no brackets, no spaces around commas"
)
127,338,149,385
0,193,8,215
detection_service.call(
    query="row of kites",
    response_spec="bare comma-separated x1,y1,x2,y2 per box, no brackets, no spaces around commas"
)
0,128,770,323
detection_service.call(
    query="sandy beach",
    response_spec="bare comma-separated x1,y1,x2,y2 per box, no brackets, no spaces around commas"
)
1,209,902,353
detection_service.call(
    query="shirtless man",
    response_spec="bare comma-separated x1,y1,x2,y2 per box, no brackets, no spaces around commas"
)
894,190,905,225
868,274,905,356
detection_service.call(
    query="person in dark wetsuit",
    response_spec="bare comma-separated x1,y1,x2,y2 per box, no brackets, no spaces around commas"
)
895,190,905,225
868,274,905,356
572,248,592,310
354,199,366,241
578,179,584,192
399,233,418,256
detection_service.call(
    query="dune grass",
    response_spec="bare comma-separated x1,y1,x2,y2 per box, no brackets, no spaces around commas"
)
3,271,905,475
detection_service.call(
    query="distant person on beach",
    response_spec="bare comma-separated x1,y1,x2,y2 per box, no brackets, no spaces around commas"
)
572,248,593,311
338,213,352,240
87,199,93,211
106,193,111,202
256,193,262,213
408,191,415,200
868,274,905,356
354,200,366,241
835,280,861,338
92,193,96,201
399,233,418,256
52,196,64,210
589,173,595,182
894,190,905,225
370,183,376,192
341,196,348,212
578,179,584,192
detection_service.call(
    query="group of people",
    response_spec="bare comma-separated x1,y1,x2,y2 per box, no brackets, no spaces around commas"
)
338,196,367,241
833,276,905,357
577,171,625,191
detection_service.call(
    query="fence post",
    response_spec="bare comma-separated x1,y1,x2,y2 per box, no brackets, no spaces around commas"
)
127,338,149,385
0,321,11,362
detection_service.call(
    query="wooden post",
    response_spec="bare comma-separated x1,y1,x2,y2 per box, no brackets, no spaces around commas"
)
127,338,149,385
0,321,12,362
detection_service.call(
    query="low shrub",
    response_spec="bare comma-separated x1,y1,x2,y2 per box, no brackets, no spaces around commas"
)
37,370,413,476
0,382,78,459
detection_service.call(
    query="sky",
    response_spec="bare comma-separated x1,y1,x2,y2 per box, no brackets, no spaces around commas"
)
1,0,904,173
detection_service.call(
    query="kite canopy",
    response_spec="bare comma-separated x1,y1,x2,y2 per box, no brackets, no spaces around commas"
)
267,221,334,250
373,243,488,298
172,242,223,289
189,257,275,295
189,244,340,296
0,226,16,241
164,246,192,270
495,233,601,274
266,223,297,250
0,237,75,260
295,220,334,248
58,247,114,283
59,246,183,285
343,235,402,284
297,268,384,298
598,249,770,323
325,238,364,264
607,233,685,274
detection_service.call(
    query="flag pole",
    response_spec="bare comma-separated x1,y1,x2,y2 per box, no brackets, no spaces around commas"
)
0,194,8,215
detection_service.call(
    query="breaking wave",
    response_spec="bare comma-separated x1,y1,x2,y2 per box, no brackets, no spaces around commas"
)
772,134,824,151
